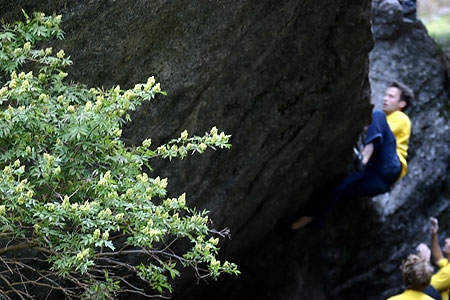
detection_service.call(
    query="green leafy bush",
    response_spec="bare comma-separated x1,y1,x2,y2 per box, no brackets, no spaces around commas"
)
0,10,239,300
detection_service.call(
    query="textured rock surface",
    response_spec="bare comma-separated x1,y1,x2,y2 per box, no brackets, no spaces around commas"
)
368,0,450,299
1,0,449,299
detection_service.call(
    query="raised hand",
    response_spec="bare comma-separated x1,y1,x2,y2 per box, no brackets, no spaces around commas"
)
430,217,439,235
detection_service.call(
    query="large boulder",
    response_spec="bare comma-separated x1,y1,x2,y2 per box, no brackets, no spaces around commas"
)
367,0,450,298
1,0,449,299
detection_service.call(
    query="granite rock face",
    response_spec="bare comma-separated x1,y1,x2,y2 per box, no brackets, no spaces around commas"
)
367,1,450,299
1,0,449,299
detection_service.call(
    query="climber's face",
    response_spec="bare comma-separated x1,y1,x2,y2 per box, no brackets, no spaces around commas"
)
382,87,406,114
443,238,450,256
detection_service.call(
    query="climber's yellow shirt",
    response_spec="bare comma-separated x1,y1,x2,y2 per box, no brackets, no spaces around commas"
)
431,258,450,300
386,110,411,180
386,289,435,300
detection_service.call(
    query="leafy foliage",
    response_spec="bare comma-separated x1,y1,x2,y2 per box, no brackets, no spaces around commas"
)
0,10,239,300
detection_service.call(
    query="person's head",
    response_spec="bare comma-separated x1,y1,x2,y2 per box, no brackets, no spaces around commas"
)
400,254,434,291
382,81,414,114
442,238,450,257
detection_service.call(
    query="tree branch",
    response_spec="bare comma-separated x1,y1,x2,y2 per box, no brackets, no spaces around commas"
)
0,242,37,255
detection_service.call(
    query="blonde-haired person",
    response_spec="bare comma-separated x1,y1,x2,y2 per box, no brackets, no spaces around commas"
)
387,254,435,299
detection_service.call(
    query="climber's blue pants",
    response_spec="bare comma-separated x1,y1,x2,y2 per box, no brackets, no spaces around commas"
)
314,110,402,226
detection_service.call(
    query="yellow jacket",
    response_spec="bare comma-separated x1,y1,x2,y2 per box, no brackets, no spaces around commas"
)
386,110,411,180
386,289,436,300
431,258,450,300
